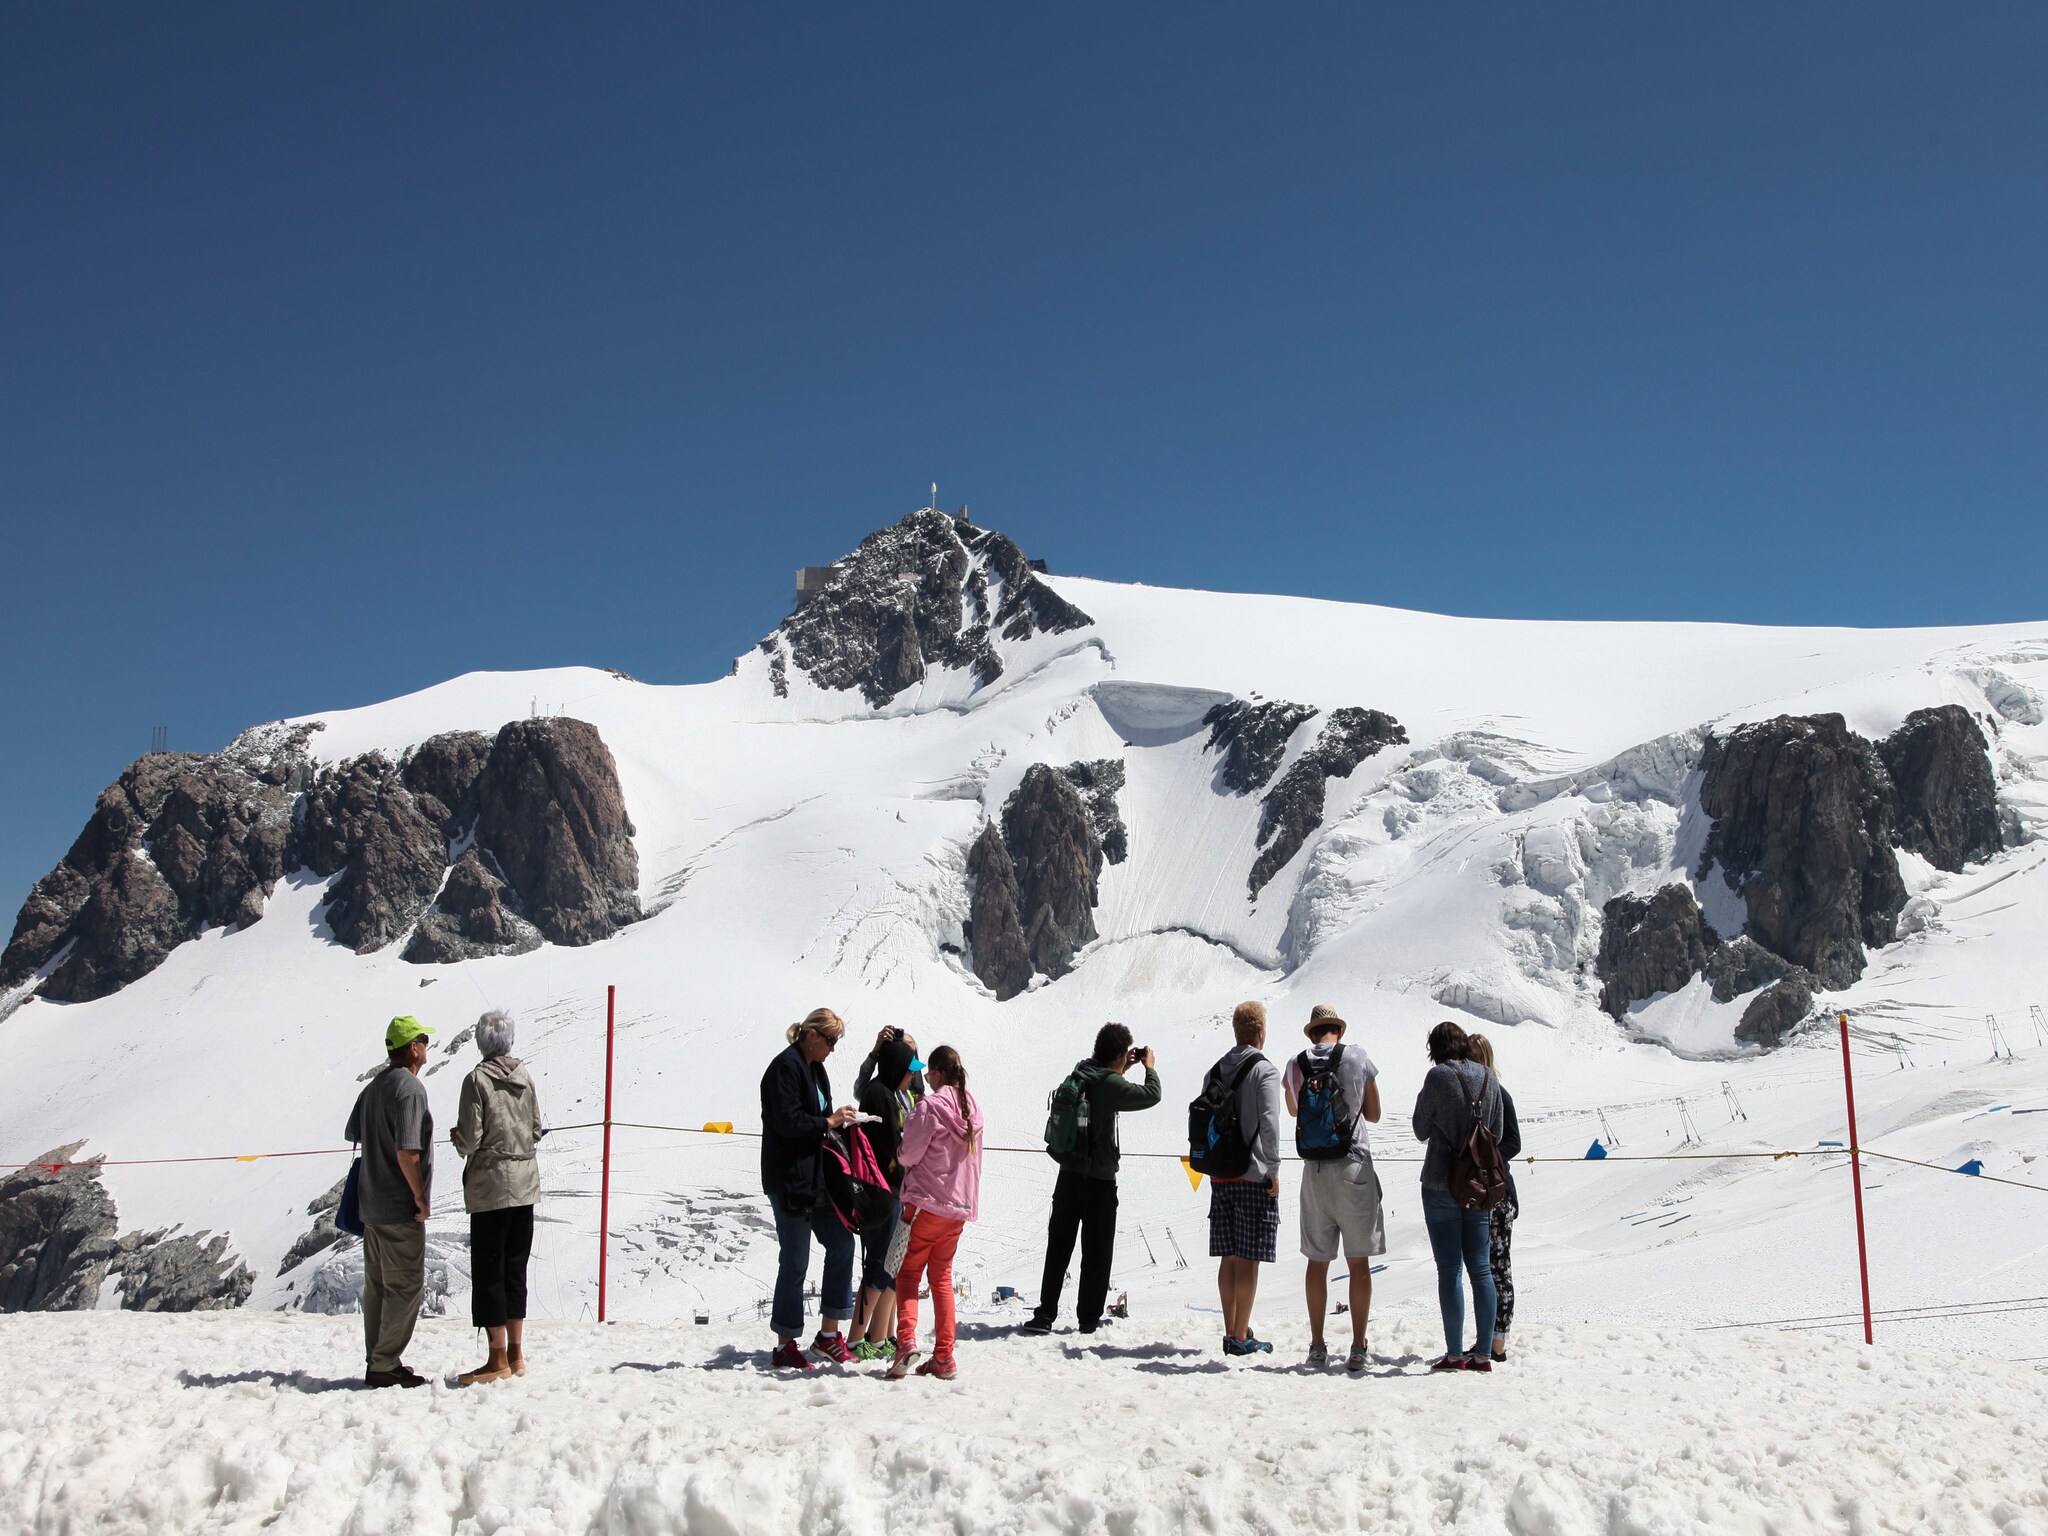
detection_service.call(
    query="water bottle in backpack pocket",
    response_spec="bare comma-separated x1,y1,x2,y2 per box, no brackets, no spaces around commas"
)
1292,1045,1354,1161
1187,1055,1263,1178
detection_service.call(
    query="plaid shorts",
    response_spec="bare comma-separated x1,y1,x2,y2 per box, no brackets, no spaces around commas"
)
1207,1178,1280,1263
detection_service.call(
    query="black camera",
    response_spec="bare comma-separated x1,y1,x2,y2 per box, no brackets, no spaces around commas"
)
1128,1046,1148,1064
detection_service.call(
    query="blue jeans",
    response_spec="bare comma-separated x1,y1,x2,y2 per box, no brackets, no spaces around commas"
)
1421,1185,1497,1359
768,1193,856,1340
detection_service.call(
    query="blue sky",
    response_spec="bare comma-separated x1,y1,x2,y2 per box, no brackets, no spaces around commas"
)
4,4,2045,915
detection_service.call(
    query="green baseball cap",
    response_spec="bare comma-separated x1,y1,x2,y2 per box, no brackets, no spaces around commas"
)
385,1015,433,1050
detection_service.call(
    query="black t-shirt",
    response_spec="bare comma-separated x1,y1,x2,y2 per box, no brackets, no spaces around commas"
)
858,1079,910,1192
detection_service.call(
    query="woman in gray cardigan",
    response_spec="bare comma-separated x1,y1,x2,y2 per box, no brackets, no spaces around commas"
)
452,1009,542,1384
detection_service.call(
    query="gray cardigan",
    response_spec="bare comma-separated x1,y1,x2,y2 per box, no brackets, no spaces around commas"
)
1411,1060,1503,1191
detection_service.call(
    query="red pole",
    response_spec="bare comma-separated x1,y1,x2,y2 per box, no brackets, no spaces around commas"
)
1838,1012,1874,1344
598,984,616,1323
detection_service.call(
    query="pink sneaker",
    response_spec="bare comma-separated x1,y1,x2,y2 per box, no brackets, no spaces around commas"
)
915,1355,958,1380
808,1332,853,1365
770,1342,814,1371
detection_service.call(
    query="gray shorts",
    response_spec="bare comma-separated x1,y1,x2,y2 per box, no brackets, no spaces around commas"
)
1298,1152,1386,1262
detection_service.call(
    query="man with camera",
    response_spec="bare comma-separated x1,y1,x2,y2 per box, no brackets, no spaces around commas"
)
1023,1023,1161,1336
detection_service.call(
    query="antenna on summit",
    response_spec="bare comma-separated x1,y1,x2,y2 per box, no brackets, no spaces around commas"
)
927,482,939,511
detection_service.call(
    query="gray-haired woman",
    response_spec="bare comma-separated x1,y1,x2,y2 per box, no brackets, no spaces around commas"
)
452,1009,542,1384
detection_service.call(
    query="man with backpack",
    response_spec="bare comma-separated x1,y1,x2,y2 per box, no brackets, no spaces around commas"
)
1194,1001,1285,1356
1023,1023,1161,1336
1281,1004,1383,1374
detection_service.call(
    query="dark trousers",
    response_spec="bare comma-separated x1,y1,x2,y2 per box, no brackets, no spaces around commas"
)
470,1204,534,1329
1032,1167,1117,1329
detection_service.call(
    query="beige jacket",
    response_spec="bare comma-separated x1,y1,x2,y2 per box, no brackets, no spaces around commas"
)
452,1055,542,1213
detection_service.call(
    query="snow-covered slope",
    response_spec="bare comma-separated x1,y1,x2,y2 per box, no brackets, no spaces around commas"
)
3,511,2046,1369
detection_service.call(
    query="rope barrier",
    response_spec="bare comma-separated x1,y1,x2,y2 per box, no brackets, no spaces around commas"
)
8,1119,2044,1192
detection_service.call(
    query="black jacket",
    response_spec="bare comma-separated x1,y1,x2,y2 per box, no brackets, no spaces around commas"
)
857,1079,910,1193
1499,1084,1523,1205
760,1043,833,1209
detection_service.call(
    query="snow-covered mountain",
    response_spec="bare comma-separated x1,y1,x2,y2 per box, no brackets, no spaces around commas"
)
3,508,2046,1356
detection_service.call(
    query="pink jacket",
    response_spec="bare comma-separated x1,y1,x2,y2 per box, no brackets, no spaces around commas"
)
898,1086,984,1222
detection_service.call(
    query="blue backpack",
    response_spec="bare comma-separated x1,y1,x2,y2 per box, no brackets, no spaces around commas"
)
1293,1046,1355,1162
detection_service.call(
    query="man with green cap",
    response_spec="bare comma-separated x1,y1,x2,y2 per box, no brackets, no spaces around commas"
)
344,1015,436,1387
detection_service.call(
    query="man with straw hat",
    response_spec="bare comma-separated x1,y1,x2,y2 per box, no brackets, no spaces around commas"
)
345,1015,436,1387
1281,1003,1384,1374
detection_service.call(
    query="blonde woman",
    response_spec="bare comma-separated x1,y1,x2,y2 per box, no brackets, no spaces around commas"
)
760,1007,860,1370
1463,1033,1523,1362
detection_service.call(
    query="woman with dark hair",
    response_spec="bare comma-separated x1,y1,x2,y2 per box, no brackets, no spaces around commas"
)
1411,1020,1504,1373
850,1035,920,1360
452,1009,542,1385
888,1044,984,1381
1464,1033,1522,1361
760,1007,860,1370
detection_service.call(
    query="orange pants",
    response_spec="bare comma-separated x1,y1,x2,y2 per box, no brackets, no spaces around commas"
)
893,1205,967,1361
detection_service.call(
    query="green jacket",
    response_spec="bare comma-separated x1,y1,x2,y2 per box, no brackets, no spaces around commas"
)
1061,1062,1163,1181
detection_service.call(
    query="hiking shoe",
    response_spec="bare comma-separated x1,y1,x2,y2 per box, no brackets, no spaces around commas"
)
363,1368,424,1389
850,1340,887,1362
1346,1344,1370,1376
1463,1354,1494,1373
808,1332,852,1366
1020,1316,1054,1336
887,1348,921,1380
916,1355,959,1380
771,1342,815,1371
1428,1353,1467,1373
1305,1342,1329,1369
1245,1332,1273,1354
1223,1335,1255,1357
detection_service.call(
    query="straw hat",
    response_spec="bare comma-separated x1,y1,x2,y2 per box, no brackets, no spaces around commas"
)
1305,1004,1347,1038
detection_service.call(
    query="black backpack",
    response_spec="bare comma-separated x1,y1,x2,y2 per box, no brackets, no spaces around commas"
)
1293,1046,1355,1161
1187,1054,1265,1178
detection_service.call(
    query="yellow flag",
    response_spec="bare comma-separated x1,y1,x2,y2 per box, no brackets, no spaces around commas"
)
1181,1156,1203,1192
703,1122,734,1135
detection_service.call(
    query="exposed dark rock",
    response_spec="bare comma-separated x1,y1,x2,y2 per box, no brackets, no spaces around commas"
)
1734,974,1816,1048
1697,714,1906,990
475,719,641,946
1704,936,1797,1004
1249,707,1407,897
1057,760,1130,866
401,731,493,840
1203,699,1320,795
1596,885,1719,1018
0,1147,119,1311
965,823,1031,999
775,510,1091,708
277,1178,347,1276
1877,705,2002,873
111,1230,254,1312
1001,764,1104,984
0,1146,251,1312
2,724,319,1001
301,755,449,953
403,848,543,963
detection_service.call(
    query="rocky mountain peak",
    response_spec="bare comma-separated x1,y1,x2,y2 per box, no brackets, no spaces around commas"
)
769,509,1092,707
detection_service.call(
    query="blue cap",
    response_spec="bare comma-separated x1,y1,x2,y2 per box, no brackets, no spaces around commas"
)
909,1057,927,1074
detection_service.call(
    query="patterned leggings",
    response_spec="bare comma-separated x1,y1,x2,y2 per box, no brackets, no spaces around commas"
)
1490,1195,1517,1337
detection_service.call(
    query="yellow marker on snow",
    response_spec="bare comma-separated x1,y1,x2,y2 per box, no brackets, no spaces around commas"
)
1181,1156,1203,1192
703,1122,734,1135
236,1155,262,1163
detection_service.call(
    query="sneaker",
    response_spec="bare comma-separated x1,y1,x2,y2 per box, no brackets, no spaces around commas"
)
1246,1332,1273,1354
876,1339,897,1360
916,1355,959,1380
1305,1342,1329,1369
849,1340,887,1362
887,1348,920,1380
1428,1353,1467,1373
808,1332,852,1366
770,1342,815,1372
1222,1335,1255,1357
1462,1354,1493,1373
1346,1344,1370,1376
1020,1316,1054,1336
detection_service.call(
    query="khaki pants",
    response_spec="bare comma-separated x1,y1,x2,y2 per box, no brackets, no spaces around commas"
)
362,1222,426,1373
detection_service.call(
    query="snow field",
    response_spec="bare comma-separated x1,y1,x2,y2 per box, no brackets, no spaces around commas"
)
2,1309,2044,1536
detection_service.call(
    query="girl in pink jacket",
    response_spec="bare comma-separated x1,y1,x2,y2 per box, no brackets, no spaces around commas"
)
888,1045,983,1380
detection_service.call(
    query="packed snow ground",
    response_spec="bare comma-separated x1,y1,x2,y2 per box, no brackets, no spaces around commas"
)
3,1309,2045,1536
